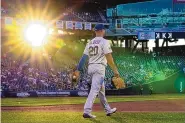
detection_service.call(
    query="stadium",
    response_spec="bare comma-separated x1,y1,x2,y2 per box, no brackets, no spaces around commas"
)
1,0,185,122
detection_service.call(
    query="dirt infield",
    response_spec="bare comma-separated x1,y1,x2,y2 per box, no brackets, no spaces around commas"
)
2,99,185,112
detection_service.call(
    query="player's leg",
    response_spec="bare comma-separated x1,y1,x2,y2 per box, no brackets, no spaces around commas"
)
84,73,102,115
98,80,117,116
98,80,111,112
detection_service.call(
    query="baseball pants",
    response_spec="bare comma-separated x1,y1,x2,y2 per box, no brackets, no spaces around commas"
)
84,64,111,114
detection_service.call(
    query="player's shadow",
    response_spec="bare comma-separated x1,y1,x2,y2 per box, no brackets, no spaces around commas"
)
109,115,127,123
89,119,102,123
87,115,127,123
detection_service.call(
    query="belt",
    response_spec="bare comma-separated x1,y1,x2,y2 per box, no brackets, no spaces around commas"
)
88,63,106,67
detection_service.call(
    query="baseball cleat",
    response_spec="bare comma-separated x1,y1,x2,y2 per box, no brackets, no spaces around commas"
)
83,113,96,118
106,108,117,116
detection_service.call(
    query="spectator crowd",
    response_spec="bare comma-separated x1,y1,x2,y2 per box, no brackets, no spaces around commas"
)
1,46,185,92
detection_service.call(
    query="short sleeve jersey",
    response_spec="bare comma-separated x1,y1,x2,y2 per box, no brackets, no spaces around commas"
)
83,37,112,66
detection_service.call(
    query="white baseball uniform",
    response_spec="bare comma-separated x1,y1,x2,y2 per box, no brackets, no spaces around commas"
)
83,37,112,114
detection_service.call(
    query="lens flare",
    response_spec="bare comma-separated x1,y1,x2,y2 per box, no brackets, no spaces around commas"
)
24,23,47,46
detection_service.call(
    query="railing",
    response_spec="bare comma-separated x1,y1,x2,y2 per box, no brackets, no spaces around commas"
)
97,10,107,23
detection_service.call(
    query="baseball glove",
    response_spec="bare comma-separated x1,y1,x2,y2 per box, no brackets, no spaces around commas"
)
71,71,80,84
112,77,126,89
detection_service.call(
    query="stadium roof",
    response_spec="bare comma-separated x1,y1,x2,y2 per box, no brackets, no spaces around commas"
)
1,0,152,10
1,0,152,16
66,0,152,8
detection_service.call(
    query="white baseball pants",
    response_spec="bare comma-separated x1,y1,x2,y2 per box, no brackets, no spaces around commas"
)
84,64,111,114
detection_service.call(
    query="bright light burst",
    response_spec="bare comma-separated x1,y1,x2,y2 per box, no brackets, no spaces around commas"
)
24,23,47,47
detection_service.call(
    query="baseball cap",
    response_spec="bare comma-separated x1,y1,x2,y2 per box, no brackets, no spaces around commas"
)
94,24,105,31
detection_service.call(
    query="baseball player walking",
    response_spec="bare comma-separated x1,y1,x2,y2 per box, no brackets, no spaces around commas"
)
75,24,119,118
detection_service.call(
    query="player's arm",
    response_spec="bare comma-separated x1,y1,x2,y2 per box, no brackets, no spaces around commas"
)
103,40,119,77
105,53,119,77
74,44,89,78
74,54,88,78
76,54,88,71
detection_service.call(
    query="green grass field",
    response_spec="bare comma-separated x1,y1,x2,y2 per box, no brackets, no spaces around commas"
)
2,94,185,123
2,112,185,123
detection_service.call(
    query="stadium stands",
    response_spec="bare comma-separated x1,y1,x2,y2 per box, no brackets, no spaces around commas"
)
3,45,184,92
107,0,185,16
106,0,185,36
1,1,107,23
1,55,74,92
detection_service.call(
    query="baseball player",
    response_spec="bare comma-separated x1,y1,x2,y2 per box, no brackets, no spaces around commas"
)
75,24,119,118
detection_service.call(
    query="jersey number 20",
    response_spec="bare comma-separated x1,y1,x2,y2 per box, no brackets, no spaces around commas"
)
89,46,98,56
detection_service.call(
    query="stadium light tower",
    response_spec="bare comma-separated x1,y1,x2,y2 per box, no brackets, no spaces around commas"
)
24,23,48,47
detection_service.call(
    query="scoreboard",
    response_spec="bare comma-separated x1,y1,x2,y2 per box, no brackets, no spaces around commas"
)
155,32,185,39
138,31,185,40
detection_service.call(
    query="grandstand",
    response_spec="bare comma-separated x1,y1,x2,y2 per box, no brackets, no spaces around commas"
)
106,0,185,36
1,0,107,23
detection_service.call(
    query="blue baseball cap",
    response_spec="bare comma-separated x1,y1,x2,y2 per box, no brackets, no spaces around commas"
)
94,24,105,31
